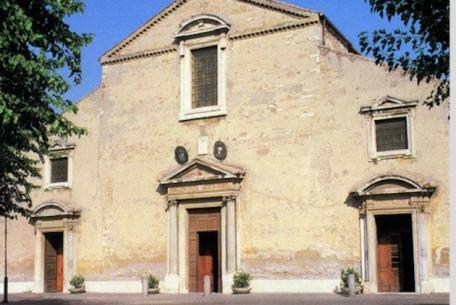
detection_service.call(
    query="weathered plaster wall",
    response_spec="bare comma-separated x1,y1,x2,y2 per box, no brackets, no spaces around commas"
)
317,47,449,278
0,217,34,282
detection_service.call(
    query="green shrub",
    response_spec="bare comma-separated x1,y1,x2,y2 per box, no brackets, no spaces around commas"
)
340,268,361,288
70,274,85,289
148,275,159,289
233,271,252,288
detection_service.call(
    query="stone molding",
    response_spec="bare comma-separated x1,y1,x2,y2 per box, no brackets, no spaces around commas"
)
101,20,319,65
175,14,231,40
360,96,418,161
100,0,317,61
30,201,81,222
351,174,436,203
352,174,437,293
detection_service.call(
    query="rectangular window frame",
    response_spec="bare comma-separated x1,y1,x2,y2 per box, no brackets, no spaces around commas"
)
191,46,218,109
44,149,73,190
179,39,227,121
50,157,69,184
369,112,414,160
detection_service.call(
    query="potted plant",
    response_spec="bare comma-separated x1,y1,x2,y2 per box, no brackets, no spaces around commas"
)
232,271,253,294
69,274,86,294
339,268,362,295
147,275,160,294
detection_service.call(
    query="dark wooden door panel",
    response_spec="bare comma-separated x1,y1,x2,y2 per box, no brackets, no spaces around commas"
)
44,233,63,293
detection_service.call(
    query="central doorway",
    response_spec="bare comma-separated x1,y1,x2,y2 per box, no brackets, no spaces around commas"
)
188,208,221,293
376,214,415,292
44,232,64,292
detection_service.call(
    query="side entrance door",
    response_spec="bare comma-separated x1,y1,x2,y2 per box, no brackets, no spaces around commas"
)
376,214,415,292
44,232,64,292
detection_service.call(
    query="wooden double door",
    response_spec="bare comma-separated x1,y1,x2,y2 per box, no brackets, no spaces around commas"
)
376,214,415,292
188,208,221,293
44,232,64,292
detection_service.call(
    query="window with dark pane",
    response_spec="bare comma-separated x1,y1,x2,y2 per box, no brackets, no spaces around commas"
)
375,117,408,152
51,157,68,183
192,46,218,108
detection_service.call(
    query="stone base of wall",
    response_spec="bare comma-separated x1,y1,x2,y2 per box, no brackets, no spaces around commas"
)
1,277,450,294
85,281,142,293
251,279,339,293
432,278,450,293
0,281,33,293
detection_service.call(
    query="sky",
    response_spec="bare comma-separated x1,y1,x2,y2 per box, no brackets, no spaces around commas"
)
64,0,405,103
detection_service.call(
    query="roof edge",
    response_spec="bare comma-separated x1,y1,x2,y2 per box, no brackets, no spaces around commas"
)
100,0,319,62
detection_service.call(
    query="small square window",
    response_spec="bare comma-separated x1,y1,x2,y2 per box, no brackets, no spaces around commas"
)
50,157,68,183
360,96,416,160
375,117,408,152
191,46,218,109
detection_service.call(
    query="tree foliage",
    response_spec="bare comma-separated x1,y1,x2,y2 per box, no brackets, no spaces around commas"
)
359,0,449,107
0,0,92,217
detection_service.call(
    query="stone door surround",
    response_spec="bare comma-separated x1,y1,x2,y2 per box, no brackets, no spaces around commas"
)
159,157,245,293
351,175,436,293
29,202,81,293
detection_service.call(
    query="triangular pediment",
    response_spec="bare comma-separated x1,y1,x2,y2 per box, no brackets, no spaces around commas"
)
101,0,318,61
360,96,418,113
49,138,75,151
160,157,245,185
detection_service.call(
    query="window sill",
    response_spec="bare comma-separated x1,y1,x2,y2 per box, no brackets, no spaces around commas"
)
370,151,414,161
45,183,71,191
179,107,226,121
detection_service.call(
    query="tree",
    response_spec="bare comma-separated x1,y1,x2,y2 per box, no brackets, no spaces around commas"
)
0,1,92,217
359,0,449,107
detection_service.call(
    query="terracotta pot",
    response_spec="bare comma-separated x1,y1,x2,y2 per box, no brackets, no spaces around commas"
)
69,287,86,294
232,286,252,294
148,288,160,294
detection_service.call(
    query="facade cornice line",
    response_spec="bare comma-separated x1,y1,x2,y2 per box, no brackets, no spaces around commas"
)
234,0,313,18
101,0,317,61
101,47,178,65
229,19,318,41
101,20,319,65
100,0,189,59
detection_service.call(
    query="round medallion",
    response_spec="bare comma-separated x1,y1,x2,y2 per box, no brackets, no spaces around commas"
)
174,146,188,164
213,141,227,161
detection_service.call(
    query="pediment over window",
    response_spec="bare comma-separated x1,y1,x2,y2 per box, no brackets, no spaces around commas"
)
31,201,81,220
175,14,231,40
351,175,436,198
160,157,245,185
360,96,418,114
48,138,75,151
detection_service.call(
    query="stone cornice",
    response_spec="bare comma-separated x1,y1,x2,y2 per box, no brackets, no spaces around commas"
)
101,47,177,65
229,19,318,41
100,0,317,61
101,20,319,65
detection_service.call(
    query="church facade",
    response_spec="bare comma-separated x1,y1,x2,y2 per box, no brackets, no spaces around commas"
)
0,0,449,294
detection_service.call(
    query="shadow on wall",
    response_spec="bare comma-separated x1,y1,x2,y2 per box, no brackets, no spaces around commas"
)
344,192,360,210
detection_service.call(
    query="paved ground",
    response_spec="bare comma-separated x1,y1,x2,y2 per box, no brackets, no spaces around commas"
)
1,293,450,305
